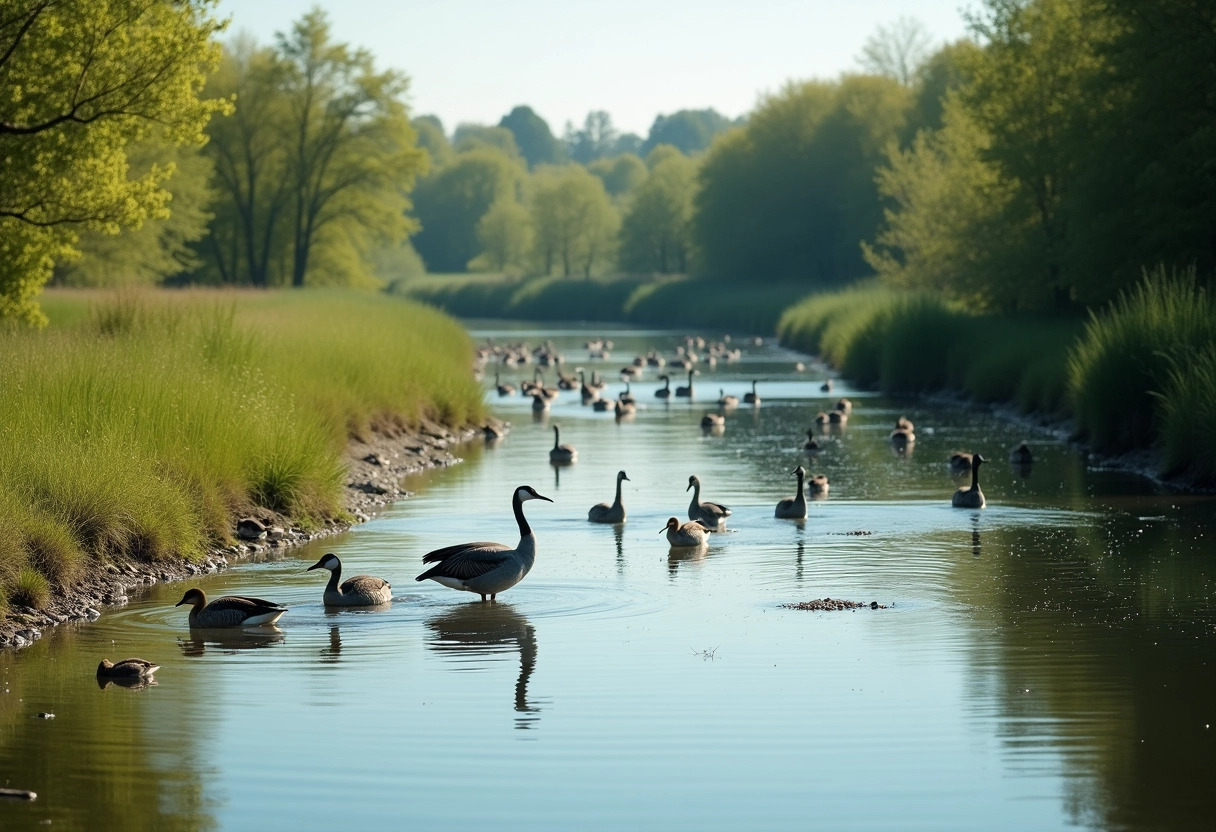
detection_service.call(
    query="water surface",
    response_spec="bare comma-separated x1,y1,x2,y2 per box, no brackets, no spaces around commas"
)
2,323,1213,831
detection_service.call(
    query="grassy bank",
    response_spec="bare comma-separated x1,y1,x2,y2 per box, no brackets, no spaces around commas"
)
395,273,809,334
0,289,483,613
777,271,1216,485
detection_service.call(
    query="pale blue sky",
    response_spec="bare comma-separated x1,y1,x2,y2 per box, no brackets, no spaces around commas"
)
215,0,973,137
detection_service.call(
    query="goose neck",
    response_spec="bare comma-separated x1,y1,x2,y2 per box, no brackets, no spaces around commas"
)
326,563,343,594
613,476,624,507
513,491,533,538
970,459,982,490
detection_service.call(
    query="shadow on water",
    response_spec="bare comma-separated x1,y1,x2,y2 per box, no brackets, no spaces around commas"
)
425,603,542,730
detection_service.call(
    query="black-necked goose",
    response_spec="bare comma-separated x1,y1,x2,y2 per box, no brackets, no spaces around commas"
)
175,588,287,627
307,553,392,606
775,466,808,519
743,380,761,404
718,389,739,408
588,470,629,523
952,454,987,508
495,371,516,397
549,424,577,463
686,474,731,530
655,374,672,399
675,370,697,398
416,485,552,601
809,473,829,498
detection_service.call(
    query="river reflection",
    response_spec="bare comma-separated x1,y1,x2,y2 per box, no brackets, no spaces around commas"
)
178,625,285,657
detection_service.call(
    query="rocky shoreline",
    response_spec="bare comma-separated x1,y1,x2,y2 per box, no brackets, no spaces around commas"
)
0,419,494,650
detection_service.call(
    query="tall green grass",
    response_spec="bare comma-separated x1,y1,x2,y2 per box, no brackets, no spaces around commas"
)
0,289,483,612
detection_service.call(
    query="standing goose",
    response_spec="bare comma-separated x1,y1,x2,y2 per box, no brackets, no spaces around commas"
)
306,553,392,606
416,485,552,601
175,588,287,627
495,372,516,397
588,470,629,523
743,380,761,404
663,517,711,548
952,454,987,508
549,424,577,463
717,388,739,408
774,466,808,519
97,658,160,679
655,374,672,399
675,369,697,398
686,474,731,530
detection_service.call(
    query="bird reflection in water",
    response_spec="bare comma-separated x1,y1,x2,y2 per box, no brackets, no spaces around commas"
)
1013,461,1033,480
667,542,710,578
178,625,285,657
971,515,983,558
794,537,806,584
321,625,342,663
96,675,158,692
614,524,626,576
551,462,562,489
426,603,541,729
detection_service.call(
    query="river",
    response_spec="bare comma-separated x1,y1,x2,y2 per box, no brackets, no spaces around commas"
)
2,322,1213,831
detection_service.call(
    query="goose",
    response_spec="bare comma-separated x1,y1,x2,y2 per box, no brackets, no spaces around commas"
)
646,349,666,367
531,392,550,412
614,398,637,418
809,473,830,497
834,398,852,415
890,417,916,447
896,416,914,432
306,553,392,606
416,485,552,601
675,370,697,398
952,454,986,508
619,382,636,407
743,380,761,405
655,374,672,399
549,424,577,463
828,410,847,425
718,388,738,408
1009,441,1033,465
814,411,831,426
687,474,731,530
588,371,607,391
774,466,808,519
174,588,287,627
588,470,629,523
592,397,612,412
620,364,642,379
579,371,599,403
483,423,509,441
663,517,711,548
948,451,973,474
495,372,516,397
556,361,577,390
97,658,160,679
700,412,725,429
803,430,821,452
820,378,834,392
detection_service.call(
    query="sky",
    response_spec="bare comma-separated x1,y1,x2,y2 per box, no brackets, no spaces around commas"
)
214,0,973,137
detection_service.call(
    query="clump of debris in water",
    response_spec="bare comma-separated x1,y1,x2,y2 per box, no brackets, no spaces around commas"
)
780,598,889,611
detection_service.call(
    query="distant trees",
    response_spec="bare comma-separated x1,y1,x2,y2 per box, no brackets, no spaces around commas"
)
499,106,563,168
412,149,522,272
641,109,734,156
0,0,226,323
529,166,619,277
619,148,698,273
857,17,935,86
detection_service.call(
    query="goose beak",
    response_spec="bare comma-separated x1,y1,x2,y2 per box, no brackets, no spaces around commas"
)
535,493,554,502
306,563,322,572
174,595,188,607
686,482,692,492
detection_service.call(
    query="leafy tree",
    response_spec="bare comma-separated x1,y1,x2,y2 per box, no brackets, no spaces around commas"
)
412,148,522,272
0,0,227,323
564,111,618,164
611,132,644,157
619,149,698,273
857,16,935,86
588,154,647,198
906,39,981,136
453,124,521,159
529,166,619,277
498,105,563,168
641,109,733,156
472,197,532,272
412,115,452,168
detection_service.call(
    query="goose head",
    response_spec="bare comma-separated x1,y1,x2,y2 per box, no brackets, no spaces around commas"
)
307,553,340,572
515,485,553,503
686,475,700,492
617,470,630,483
792,465,806,478
661,517,681,535
175,588,205,609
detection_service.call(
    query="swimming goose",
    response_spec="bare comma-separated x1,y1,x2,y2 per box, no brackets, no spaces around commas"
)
663,517,711,548
307,553,392,606
416,485,552,600
614,398,637,418
549,424,577,463
97,658,160,679
592,397,612,412
700,412,725,430
175,588,287,627
1009,441,1033,465
828,409,847,425
743,380,761,404
774,466,808,519
896,416,914,432
718,388,739,408
803,430,821,452
483,423,509,441
820,378,834,392
809,473,830,497
531,392,550,412
619,382,636,406
834,398,852,415
890,417,916,447
687,474,731,530
655,374,672,399
675,370,697,398
948,451,973,474
579,370,598,403
646,349,666,367
495,372,516,397
952,454,987,508
814,411,831,426
588,470,629,523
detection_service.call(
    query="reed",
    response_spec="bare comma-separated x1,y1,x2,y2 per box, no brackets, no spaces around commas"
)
1154,345,1216,482
0,289,483,609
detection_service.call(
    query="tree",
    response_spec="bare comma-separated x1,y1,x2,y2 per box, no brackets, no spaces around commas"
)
499,105,563,168
0,0,227,323
857,16,935,86
588,154,647,198
642,109,733,156
472,197,532,272
564,111,618,164
452,124,521,159
412,115,452,169
529,166,619,277
619,149,698,273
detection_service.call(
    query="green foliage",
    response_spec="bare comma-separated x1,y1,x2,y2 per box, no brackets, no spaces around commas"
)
0,0,228,324
564,111,620,164
619,151,698,274
472,199,533,272
499,106,564,168
413,115,453,168
453,124,521,159
1068,267,1216,455
1155,346,1216,483
857,16,934,86
528,166,620,277
0,288,483,607
588,154,647,198
641,109,734,156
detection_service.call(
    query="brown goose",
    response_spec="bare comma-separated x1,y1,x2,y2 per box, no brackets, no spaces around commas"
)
307,553,392,606
663,517,711,548
175,588,287,627
97,658,160,679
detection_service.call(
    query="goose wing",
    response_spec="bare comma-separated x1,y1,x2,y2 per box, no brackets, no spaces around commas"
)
702,501,731,517
417,542,512,582
342,575,391,593
213,595,287,614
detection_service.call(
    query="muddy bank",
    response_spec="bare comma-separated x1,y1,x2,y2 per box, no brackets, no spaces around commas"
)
0,419,493,649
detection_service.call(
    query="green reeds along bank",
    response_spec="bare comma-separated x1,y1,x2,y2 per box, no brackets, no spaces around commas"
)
0,289,484,614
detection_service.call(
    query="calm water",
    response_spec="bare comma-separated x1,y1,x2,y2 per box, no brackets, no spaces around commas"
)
2,323,1214,832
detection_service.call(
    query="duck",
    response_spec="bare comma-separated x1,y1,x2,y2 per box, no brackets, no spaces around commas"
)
743,380,761,405
803,430,821,452
416,485,552,601
588,470,629,523
655,374,672,399
96,658,160,679
687,474,731,530
174,588,287,627
820,378,834,392
549,424,577,463
663,517,711,548
809,473,830,497
675,369,697,398
494,371,516,397
1009,441,1033,465
834,398,852,415
774,466,808,519
951,454,987,508
306,553,392,606
948,451,973,474
700,412,725,429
